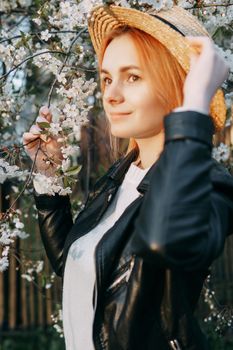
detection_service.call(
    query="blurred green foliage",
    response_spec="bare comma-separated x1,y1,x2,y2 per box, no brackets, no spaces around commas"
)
0,328,65,350
0,325,233,349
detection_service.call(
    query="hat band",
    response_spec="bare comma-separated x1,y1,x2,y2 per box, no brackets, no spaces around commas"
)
150,14,185,37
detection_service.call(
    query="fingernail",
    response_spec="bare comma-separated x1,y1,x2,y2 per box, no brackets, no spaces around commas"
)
30,125,41,134
36,116,49,123
40,106,50,115
40,135,48,142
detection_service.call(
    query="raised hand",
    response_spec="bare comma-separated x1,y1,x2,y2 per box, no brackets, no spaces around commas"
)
23,106,63,176
183,36,230,114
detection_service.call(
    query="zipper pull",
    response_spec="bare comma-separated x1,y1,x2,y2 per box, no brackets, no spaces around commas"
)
125,256,135,282
107,193,113,202
169,339,182,350
93,280,98,312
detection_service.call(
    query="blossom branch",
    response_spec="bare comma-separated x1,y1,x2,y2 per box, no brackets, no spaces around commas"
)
47,27,87,107
0,50,67,81
0,31,80,45
3,140,41,219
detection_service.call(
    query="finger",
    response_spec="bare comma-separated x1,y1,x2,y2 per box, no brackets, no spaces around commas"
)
40,134,51,143
23,132,41,141
39,105,52,122
36,115,50,126
186,36,213,44
186,36,213,55
30,125,42,134
23,133,41,149
23,132,49,144
189,51,199,69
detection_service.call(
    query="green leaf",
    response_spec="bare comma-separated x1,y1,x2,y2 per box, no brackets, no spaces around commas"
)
63,177,68,188
65,165,82,176
41,275,47,288
37,121,50,129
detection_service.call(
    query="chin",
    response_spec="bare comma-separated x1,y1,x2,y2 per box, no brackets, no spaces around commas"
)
110,126,133,139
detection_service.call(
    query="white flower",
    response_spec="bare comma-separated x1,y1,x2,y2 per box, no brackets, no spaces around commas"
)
14,46,27,64
36,260,44,273
33,173,70,196
61,145,80,159
19,0,32,6
0,231,14,245
177,0,195,9
17,231,30,239
33,17,42,26
56,72,67,85
11,186,19,193
21,274,34,282
78,0,102,16
61,158,71,172
13,217,24,229
3,132,11,140
49,122,62,136
0,257,9,272
59,187,72,196
41,29,52,42
212,143,231,162
0,158,29,184
2,246,10,257
73,125,81,141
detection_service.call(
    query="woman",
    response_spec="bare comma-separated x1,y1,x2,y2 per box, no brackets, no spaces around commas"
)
23,4,233,350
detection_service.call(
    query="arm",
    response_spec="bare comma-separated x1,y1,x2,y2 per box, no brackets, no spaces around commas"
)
23,106,73,277
131,110,233,270
34,193,73,277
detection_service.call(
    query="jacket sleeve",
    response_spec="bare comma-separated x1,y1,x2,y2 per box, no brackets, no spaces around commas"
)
34,193,73,277
131,110,233,271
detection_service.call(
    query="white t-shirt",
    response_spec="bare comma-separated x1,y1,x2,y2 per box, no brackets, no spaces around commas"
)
62,162,151,350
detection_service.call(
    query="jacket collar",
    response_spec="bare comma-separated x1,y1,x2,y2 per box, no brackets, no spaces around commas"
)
107,147,157,195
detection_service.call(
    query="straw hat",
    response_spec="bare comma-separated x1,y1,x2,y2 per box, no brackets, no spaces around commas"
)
88,4,227,132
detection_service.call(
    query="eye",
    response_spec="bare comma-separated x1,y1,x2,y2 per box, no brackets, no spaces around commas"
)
102,77,112,85
128,74,140,82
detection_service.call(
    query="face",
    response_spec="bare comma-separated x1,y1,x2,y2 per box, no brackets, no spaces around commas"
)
101,34,166,139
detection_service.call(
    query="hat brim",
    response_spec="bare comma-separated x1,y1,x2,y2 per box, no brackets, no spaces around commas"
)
88,5,227,131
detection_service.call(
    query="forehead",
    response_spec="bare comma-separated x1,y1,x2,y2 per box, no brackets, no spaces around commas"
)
101,34,141,72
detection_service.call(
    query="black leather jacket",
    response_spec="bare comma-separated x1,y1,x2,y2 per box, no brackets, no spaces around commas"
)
34,111,233,350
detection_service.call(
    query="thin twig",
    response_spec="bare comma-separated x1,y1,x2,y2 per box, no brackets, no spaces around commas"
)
5,139,41,216
189,3,233,10
0,137,41,153
0,50,67,81
10,251,59,303
0,30,80,44
47,27,87,107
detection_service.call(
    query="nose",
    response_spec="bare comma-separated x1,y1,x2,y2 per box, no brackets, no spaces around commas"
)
103,81,124,105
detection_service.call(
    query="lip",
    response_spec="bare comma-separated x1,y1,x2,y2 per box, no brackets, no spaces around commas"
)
109,112,132,120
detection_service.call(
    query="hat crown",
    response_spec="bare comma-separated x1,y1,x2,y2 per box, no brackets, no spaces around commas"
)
147,5,209,37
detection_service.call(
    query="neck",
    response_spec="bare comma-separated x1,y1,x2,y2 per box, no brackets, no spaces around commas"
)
134,129,165,169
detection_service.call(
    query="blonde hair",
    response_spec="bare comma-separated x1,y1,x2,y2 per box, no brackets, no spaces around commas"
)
98,26,186,160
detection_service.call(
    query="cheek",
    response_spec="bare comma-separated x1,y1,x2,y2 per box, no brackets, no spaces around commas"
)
137,94,165,129
102,101,110,121
136,93,160,117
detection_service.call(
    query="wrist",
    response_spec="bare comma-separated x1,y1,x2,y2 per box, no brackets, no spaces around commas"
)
182,96,210,115
35,167,57,177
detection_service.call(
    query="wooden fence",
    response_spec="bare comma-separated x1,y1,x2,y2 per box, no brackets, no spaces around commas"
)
0,182,62,332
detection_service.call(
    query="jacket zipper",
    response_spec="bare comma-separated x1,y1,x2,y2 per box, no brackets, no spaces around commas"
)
93,196,143,350
93,195,142,311
106,256,135,294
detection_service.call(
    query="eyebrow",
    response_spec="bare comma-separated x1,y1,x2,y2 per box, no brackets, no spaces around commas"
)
100,65,141,75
